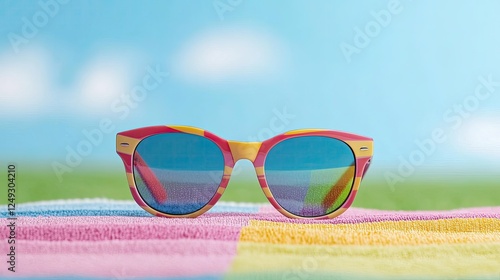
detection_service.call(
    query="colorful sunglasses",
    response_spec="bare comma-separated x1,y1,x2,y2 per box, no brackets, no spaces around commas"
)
116,125,373,219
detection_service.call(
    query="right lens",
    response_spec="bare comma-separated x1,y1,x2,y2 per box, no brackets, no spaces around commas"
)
133,133,225,215
264,136,355,217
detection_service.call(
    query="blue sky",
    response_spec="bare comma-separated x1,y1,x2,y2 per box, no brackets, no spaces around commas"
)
1,0,500,177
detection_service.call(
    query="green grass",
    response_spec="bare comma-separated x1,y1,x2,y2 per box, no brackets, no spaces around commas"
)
5,166,500,210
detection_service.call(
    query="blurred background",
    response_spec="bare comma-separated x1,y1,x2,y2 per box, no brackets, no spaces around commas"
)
1,0,499,209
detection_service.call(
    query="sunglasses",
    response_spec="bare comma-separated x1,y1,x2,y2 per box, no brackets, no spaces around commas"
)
116,125,373,219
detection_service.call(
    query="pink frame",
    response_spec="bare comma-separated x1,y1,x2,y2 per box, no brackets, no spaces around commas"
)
116,125,373,219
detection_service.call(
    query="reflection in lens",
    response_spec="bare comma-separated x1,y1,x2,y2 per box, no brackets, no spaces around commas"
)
133,133,224,215
264,136,355,217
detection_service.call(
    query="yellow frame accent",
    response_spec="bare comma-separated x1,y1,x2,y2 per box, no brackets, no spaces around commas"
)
284,129,327,135
116,135,141,155
170,125,205,136
345,140,373,158
228,141,262,162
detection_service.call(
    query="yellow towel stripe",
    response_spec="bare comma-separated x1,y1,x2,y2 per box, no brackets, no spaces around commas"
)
229,242,500,278
239,218,500,246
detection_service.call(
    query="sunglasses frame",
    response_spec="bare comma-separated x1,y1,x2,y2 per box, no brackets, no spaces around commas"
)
116,125,373,219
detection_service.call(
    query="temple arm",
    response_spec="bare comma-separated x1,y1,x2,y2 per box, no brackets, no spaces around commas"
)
134,153,168,204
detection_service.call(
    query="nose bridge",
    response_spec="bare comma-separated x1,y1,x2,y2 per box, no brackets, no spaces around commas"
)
227,141,262,163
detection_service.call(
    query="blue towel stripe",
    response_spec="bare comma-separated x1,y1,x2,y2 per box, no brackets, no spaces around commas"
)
0,199,261,217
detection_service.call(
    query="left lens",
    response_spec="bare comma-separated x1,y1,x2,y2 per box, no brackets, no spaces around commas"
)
264,136,355,217
133,133,224,215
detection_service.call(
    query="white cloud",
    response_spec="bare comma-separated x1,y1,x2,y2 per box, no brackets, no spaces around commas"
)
454,116,500,158
76,54,133,113
0,48,52,116
0,46,142,117
174,27,286,83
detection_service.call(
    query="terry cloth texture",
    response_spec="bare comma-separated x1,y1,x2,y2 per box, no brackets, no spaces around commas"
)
1,199,499,280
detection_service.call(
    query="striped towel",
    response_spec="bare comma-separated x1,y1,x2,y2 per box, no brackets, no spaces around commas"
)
1,199,499,279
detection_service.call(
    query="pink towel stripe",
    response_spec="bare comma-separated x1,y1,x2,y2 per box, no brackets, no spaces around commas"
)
10,254,233,278
256,206,500,224
3,214,253,241
15,239,237,255
3,239,237,277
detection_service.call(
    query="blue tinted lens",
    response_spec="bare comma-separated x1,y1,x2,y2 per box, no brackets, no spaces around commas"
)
133,133,224,215
264,136,355,217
